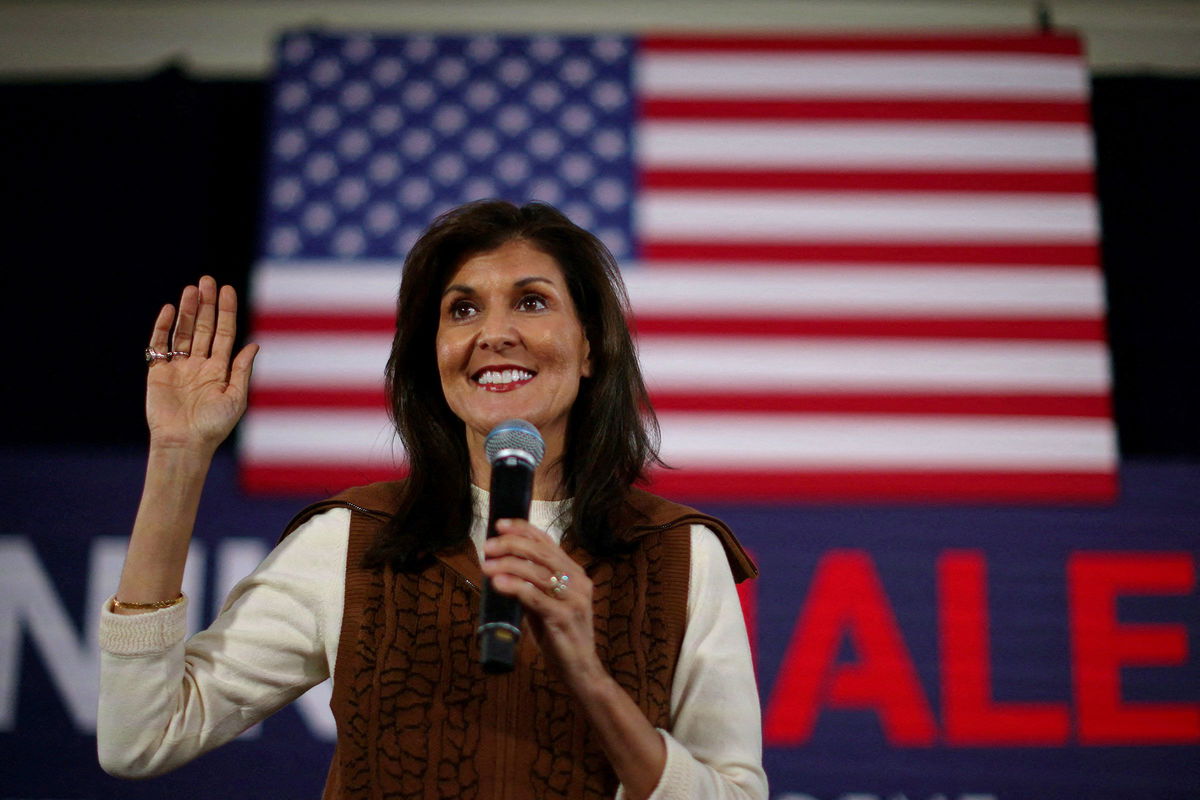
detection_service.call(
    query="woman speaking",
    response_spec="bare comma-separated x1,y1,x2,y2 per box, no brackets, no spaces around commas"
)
98,200,767,799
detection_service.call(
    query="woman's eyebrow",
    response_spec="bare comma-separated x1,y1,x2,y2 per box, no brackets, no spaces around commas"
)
442,275,554,298
441,283,475,298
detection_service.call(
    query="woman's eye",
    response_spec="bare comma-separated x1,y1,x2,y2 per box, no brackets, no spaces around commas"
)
517,293,548,312
448,300,478,320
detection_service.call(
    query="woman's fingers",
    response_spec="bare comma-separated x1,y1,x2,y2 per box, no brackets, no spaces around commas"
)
484,519,588,604
149,304,175,354
190,276,219,358
228,343,260,397
209,284,240,364
170,284,199,355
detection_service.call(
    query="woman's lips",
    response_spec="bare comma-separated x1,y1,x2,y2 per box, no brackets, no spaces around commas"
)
472,367,536,392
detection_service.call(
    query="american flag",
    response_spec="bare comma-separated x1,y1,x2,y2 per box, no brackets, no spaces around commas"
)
245,31,1116,503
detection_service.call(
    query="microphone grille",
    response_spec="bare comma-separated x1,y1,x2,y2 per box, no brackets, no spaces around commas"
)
484,419,545,467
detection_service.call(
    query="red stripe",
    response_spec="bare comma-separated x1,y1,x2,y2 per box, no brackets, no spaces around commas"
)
641,241,1099,266
242,464,409,496
648,392,1111,418
250,387,388,408
640,98,1089,123
240,464,1115,502
248,388,1110,418
634,316,1106,341
254,313,1105,340
643,469,1116,503
640,169,1094,193
641,34,1082,56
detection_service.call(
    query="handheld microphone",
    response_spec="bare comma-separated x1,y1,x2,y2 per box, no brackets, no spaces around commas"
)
478,419,545,674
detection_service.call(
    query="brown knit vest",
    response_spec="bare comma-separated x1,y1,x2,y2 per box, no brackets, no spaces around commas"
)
281,482,756,800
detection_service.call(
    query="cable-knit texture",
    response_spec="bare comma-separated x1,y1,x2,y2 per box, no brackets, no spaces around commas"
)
98,597,188,657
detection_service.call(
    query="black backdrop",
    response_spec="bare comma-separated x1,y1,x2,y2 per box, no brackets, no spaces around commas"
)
1,70,1199,457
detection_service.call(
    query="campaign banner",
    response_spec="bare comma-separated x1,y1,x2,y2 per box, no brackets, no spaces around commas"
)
1,450,1195,799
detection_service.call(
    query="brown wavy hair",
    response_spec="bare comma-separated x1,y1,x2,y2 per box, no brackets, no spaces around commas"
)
364,200,661,570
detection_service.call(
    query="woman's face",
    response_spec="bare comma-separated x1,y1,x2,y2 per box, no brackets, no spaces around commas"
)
436,239,592,468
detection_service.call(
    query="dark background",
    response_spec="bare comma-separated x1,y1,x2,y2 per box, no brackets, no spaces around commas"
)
2,70,1199,458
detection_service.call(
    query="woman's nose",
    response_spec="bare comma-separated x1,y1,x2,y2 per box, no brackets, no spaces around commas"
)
477,315,518,352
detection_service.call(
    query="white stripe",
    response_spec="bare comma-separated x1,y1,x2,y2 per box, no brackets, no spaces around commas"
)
250,333,392,387
253,261,1104,315
240,408,1114,471
639,53,1089,99
656,413,1115,470
252,260,401,311
242,409,400,464
639,121,1093,169
639,191,1099,242
249,332,1109,393
624,266,1105,317
639,337,1110,393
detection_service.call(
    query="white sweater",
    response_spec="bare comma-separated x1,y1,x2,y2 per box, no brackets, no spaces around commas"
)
98,490,767,799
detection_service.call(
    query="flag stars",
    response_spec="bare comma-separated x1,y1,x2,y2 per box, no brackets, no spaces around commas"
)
371,57,405,87
274,128,306,160
530,81,564,112
432,153,467,185
269,226,302,256
561,57,595,88
367,152,401,184
339,81,374,112
332,227,367,257
559,104,594,136
498,57,533,88
464,80,500,112
559,153,596,186
369,105,403,136
402,80,436,111
467,36,501,64
497,104,532,135
282,35,313,66
303,152,339,184
337,129,372,161
310,57,343,88
401,128,435,160
405,36,437,62
591,129,627,160
591,81,627,112
496,152,531,185
335,177,369,209
528,129,564,160
464,128,500,160
341,36,375,64
301,203,336,235
432,105,469,136
365,202,399,234
268,34,634,260
278,82,309,112
435,57,470,87
307,105,340,136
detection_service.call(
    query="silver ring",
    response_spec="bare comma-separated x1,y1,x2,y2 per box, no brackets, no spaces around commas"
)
145,346,171,364
167,351,190,360
549,573,570,598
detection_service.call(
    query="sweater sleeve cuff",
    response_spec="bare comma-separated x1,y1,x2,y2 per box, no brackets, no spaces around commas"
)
98,595,189,657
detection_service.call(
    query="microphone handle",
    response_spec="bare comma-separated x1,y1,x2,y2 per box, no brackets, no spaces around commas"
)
478,457,534,673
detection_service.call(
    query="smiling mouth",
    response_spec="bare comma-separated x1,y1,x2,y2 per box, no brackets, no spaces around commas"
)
472,367,536,391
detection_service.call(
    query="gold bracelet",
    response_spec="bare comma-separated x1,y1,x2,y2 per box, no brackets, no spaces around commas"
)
111,593,185,611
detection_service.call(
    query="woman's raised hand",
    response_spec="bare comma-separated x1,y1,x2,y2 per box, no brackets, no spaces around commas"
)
145,276,259,454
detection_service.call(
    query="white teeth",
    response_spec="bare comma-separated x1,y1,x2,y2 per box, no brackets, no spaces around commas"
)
477,369,532,385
